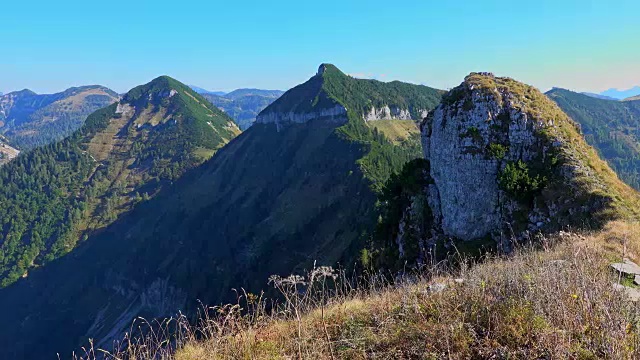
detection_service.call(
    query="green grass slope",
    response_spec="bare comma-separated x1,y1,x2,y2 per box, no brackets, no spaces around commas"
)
0,76,240,287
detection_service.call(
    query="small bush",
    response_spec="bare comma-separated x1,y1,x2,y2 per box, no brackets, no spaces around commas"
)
498,160,546,202
487,143,508,160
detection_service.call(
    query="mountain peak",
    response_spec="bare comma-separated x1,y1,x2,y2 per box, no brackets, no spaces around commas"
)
316,63,341,76
257,64,442,127
10,89,37,96
122,75,200,105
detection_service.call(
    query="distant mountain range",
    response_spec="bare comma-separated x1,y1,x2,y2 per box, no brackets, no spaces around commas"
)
188,85,227,96
0,86,119,150
581,92,619,101
191,86,284,129
599,86,640,100
0,76,240,289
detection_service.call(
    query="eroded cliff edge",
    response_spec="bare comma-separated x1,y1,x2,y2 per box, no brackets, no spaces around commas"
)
375,72,640,267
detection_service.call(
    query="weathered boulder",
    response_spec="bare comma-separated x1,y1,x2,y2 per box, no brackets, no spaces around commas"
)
611,258,640,277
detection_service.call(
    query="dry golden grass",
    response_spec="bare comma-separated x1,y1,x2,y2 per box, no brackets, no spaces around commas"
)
366,120,419,144
86,112,130,162
58,88,118,111
76,222,640,359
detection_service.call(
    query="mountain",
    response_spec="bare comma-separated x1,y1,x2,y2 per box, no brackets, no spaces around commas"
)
0,86,119,150
581,92,618,101
600,85,640,100
225,88,284,100
624,95,640,101
0,64,443,359
189,85,227,96
0,75,240,288
546,88,640,189
372,73,640,269
200,88,284,129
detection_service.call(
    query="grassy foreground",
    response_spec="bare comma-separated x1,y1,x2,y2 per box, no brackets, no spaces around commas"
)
80,221,640,359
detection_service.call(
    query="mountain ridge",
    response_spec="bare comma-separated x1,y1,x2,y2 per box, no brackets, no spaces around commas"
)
0,64,442,359
0,85,119,150
581,92,619,101
258,64,444,128
600,85,640,100
0,75,240,287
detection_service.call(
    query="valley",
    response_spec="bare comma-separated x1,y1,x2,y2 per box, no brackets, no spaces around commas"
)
192,87,284,130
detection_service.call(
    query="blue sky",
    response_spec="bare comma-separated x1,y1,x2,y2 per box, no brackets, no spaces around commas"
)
1,0,639,94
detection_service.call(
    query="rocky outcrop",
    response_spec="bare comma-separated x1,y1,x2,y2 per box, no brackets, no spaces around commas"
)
148,89,178,101
256,104,348,130
364,105,416,121
422,84,545,240
422,80,551,240
258,103,426,128
381,72,636,267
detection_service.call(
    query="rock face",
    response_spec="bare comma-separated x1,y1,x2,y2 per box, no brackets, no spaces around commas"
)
257,104,348,130
378,72,640,267
364,105,416,121
422,75,552,240
367,72,640,267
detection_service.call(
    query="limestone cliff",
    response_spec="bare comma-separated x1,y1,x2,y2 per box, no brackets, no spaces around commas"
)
376,73,640,267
